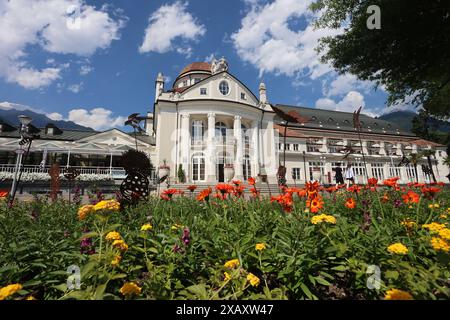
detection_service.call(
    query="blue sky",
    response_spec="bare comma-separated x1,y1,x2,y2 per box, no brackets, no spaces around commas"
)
0,0,412,131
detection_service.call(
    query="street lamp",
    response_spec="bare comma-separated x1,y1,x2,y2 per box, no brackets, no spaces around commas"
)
9,115,33,206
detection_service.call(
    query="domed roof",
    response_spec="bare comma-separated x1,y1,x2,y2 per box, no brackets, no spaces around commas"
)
178,62,211,77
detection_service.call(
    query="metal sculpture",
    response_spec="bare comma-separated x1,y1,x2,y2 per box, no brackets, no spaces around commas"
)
398,156,411,167
119,149,152,206
125,113,145,151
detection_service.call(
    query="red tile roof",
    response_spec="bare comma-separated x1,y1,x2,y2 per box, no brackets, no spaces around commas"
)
179,62,211,77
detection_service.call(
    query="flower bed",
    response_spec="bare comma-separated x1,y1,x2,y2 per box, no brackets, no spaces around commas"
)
0,172,113,182
0,179,449,300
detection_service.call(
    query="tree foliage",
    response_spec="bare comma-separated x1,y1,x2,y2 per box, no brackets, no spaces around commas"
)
311,0,450,117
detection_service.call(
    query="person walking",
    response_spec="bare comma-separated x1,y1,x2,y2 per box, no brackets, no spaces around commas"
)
344,163,355,188
333,163,344,187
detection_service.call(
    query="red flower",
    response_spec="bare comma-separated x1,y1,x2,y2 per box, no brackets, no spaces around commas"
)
162,189,179,199
347,185,362,193
421,187,441,199
345,198,356,209
215,184,234,196
383,177,400,188
233,185,245,197
402,191,420,204
0,190,8,199
249,187,260,198
367,177,378,187
248,177,256,186
160,194,170,201
306,196,324,213
271,193,293,212
187,185,197,192
232,180,242,186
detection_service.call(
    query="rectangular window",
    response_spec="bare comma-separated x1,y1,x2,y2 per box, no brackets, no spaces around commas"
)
292,168,301,180
293,144,299,151
241,92,246,100
285,144,290,150
183,80,188,87
200,88,207,95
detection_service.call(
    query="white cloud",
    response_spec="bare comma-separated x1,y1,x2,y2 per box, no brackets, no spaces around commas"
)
0,0,126,89
231,0,342,78
68,108,126,130
139,1,205,54
46,112,64,121
67,82,84,93
176,46,193,59
315,91,366,114
323,73,373,97
80,65,93,75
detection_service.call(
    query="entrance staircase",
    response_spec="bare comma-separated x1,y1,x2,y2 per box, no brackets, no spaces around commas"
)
156,182,289,197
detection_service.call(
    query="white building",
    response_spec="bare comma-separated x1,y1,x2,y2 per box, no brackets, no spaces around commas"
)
150,59,449,185
1,58,448,186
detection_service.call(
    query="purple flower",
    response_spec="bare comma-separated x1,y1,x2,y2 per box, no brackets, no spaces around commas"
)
172,244,181,253
80,230,95,255
182,227,190,246
393,199,402,208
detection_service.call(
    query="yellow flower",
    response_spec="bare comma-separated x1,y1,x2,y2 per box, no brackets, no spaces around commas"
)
440,214,447,219
434,204,440,208
112,239,129,251
0,283,23,300
224,259,240,269
438,228,450,240
93,200,121,212
77,205,94,220
311,214,337,225
141,224,153,231
105,231,121,242
401,220,416,229
246,273,260,287
119,282,142,297
224,272,231,282
255,243,266,251
171,224,183,230
384,289,413,300
25,296,36,300
387,243,409,255
431,237,450,252
111,255,121,267
423,222,446,233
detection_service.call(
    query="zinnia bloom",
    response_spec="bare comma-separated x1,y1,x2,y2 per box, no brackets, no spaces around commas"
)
387,243,409,255
383,177,400,188
162,189,178,199
438,228,450,240
255,243,266,251
187,185,197,192
401,220,416,230
367,177,378,187
119,282,142,297
311,214,337,225
401,191,420,204
248,177,256,186
430,237,450,252
224,272,231,282
105,231,121,242
78,205,94,220
0,190,9,199
224,259,240,269
196,188,212,201
141,224,153,231
246,273,260,287
384,289,413,300
306,196,324,213
0,283,23,300
345,198,356,209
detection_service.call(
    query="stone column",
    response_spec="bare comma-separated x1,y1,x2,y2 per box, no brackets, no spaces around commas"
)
180,114,190,182
234,115,243,180
206,113,216,183
251,120,260,178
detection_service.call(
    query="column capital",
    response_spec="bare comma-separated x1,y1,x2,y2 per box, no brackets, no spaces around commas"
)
207,112,216,118
234,115,242,121
181,114,190,119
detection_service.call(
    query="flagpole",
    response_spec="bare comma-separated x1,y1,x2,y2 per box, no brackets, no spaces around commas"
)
354,106,369,184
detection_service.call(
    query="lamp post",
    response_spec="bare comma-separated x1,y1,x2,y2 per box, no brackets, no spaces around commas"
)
9,115,33,206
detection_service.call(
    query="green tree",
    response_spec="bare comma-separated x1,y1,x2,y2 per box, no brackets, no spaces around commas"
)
419,149,437,183
311,0,450,117
408,153,422,183
177,164,186,184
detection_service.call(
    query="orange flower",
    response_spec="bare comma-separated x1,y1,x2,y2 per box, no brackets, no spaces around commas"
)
296,188,307,198
233,185,245,197
421,187,441,199
380,193,389,203
162,189,179,199
196,187,212,202
272,193,294,212
305,181,320,199
232,180,242,186
324,186,337,193
402,191,420,204
306,196,324,213
383,177,400,188
215,184,234,197
0,190,8,199
347,185,362,193
248,177,256,186
249,187,260,198
345,198,356,209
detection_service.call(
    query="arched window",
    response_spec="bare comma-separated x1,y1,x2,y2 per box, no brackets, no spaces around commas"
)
191,120,204,143
219,81,229,95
